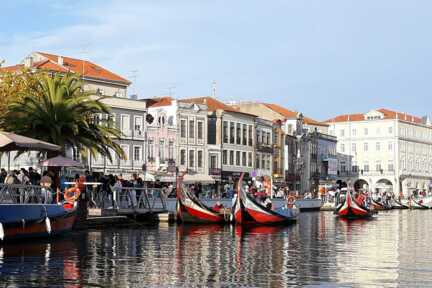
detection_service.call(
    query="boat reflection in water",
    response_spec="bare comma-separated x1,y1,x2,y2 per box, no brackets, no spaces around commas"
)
0,234,81,288
1,211,432,286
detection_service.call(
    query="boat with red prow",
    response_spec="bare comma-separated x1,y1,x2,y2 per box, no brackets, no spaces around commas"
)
176,174,225,223
233,173,299,225
335,188,376,219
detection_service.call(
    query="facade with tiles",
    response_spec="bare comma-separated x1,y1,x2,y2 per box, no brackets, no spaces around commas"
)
327,109,432,196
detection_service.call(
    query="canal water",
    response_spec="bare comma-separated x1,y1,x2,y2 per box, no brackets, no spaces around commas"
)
1,210,432,287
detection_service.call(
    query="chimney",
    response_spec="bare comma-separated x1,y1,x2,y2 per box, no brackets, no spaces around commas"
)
24,56,33,68
57,56,64,66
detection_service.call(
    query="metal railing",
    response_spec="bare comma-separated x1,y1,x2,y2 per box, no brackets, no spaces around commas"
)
87,186,167,212
0,184,56,204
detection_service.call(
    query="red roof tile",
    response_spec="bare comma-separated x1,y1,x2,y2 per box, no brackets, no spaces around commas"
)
263,103,328,127
181,97,256,116
326,108,423,124
37,52,130,84
146,96,173,108
0,52,130,85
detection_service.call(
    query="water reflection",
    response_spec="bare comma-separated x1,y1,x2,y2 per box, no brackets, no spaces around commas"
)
1,211,432,287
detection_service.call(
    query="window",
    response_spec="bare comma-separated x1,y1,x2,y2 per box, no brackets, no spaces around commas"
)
352,143,356,153
287,124,293,134
210,155,218,168
189,120,195,139
388,142,393,151
364,142,368,152
242,124,247,145
168,141,174,160
229,151,234,165
222,150,227,165
180,149,186,165
230,122,235,144
376,161,382,172
364,128,368,135
121,115,130,134
248,125,253,146
159,140,165,161
340,129,345,137
121,145,129,161
148,140,154,160
133,146,141,161
376,142,380,151
108,113,116,128
266,155,271,170
352,165,358,173
261,154,265,169
72,146,80,161
340,144,345,153
236,151,240,166
256,154,260,169
189,150,194,167
242,152,246,166
197,150,203,168
248,152,252,167
388,161,394,171
389,126,393,134
223,121,228,143
197,121,203,140
180,119,186,138
364,162,369,172
341,161,346,172
134,116,143,132
352,129,356,136
257,130,261,144
236,123,241,144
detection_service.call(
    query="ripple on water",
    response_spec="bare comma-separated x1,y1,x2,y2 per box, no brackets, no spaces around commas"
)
1,211,432,287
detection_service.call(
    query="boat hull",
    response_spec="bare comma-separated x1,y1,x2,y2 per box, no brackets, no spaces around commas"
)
0,204,76,242
176,175,225,224
242,194,298,225
335,192,374,219
294,199,322,211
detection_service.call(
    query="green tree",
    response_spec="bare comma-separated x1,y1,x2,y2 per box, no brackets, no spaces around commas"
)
1,73,125,161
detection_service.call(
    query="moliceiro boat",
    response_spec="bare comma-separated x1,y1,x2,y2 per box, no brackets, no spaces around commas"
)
335,190,375,219
176,175,225,223
0,203,77,241
234,173,299,225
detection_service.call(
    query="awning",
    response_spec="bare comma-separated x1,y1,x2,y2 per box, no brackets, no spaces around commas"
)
183,174,215,184
40,156,83,167
0,132,60,152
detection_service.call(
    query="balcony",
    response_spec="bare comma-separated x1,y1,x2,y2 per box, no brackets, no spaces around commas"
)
256,143,273,153
358,170,396,176
133,130,144,140
209,168,222,175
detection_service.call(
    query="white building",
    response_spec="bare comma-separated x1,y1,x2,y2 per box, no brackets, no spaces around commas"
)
327,108,432,196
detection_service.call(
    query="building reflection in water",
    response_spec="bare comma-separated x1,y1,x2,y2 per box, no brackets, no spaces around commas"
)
2,211,432,286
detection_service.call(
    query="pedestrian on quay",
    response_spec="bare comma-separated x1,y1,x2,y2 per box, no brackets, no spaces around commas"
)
0,168,7,184
40,171,53,204
28,167,41,185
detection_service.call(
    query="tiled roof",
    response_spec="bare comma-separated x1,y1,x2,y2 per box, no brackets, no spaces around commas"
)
146,96,173,108
0,52,130,85
263,103,328,127
181,97,256,116
38,52,130,84
0,64,25,73
326,108,423,124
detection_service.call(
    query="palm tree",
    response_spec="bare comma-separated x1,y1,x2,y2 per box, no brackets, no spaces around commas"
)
1,73,125,161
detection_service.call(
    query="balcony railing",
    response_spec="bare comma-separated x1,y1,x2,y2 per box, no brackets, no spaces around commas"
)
209,168,222,175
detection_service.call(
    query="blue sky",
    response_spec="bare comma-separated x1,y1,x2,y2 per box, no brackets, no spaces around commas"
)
1,0,431,120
